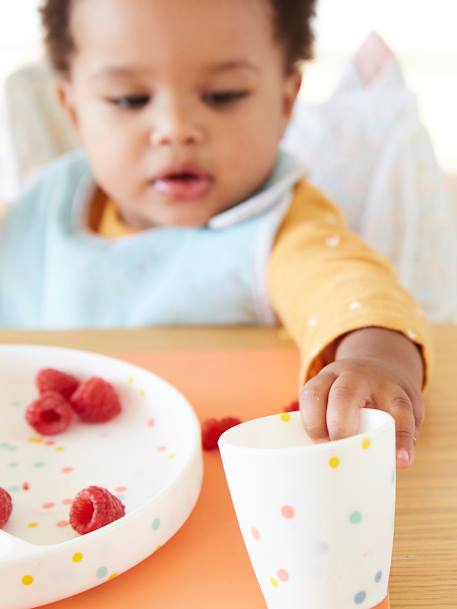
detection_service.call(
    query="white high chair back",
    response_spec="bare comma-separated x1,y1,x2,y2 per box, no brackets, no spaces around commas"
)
2,60,78,190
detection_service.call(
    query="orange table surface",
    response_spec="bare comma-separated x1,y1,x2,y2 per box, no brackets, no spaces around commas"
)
43,348,389,609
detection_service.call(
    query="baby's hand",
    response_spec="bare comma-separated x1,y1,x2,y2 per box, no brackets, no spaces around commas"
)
299,357,424,468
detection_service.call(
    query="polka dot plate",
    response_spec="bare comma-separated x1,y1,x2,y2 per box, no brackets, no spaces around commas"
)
0,345,203,609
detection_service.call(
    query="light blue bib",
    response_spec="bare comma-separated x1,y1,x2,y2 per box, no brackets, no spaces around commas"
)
0,150,305,328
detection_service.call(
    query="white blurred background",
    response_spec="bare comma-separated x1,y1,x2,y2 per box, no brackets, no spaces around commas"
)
0,0,456,173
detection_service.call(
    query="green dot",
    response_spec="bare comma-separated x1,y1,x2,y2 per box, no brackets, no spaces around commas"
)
8,461,19,468
7,485,20,493
152,518,160,531
96,566,108,579
349,511,362,525
34,461,46,468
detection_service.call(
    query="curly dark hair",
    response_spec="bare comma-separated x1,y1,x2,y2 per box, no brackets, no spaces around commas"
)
40,0,317,77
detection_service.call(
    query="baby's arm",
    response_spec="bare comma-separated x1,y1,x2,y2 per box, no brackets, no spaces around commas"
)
299,327,424,468
267,179,432,469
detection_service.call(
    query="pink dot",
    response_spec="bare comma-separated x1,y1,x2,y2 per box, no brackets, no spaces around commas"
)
251,527,261,540
62,499,73,505
45,440,56,446
147,418,155,428
115,486,127,493
62,467,73,473
156,446,167,453
281,505,295,519
56,520,69,528
42,502,55,509
277,569,289,582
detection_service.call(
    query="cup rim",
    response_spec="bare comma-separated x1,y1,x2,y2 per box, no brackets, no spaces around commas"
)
218,408,394,455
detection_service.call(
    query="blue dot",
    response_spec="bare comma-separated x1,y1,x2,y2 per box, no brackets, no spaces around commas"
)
354,591,366,604
96,566,108,579
375,570,383,583
349,511,362,524
315,541,329,554
152,518,160,531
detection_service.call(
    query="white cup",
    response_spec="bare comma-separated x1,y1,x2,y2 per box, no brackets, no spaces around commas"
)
219,408,395,609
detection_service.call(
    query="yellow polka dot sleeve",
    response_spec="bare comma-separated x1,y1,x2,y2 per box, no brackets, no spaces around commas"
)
267,180,433,387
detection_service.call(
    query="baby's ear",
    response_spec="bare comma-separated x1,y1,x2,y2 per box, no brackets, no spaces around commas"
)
56,79,79,130
282,69,302,122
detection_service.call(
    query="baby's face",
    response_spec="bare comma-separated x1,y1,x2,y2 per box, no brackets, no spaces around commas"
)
59,0,301,228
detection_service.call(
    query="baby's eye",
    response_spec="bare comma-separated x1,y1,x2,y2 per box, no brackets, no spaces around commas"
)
106,95,150,110
202,91,250,106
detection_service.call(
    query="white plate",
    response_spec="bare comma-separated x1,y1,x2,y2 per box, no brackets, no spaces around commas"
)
0,345,203,609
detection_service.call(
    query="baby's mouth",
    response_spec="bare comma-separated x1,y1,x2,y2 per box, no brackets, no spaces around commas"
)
151,168,213,202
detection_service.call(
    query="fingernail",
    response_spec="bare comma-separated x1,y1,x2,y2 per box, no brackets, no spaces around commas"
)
396,448,410,466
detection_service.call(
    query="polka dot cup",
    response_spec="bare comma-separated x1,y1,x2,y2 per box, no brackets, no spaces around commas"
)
0,345,203,609
219,409,395,609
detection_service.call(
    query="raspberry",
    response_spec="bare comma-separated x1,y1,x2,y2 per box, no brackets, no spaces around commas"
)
219,417,242,434
70,377,121,423
69,486,125,535
201,418,221,451
36,368,80,400
201,417,241,450
0,488,12,529
26,391,73,435
282,399,299,413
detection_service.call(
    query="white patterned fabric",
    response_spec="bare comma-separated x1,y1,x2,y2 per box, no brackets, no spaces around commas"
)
282,33,457,322
1,60,78,199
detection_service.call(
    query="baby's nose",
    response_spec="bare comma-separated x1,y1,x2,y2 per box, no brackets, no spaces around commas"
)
149,105,204,147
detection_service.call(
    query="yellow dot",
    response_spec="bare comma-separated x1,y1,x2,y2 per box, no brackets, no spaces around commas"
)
362,437,372,450
55,446,65,452
168,453,177,460
329,456,340,469
27,522,39,529
154,544,162,552
72,552,83,563
128,375,134,384
279,413,291,423
108,572,118,581
270,577,279,587
139,389,145,397
22,575,34,586
28,437,43,443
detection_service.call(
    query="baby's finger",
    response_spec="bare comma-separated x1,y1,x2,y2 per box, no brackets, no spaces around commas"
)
379,386,416,467
326,372,372,441
299,372,336,441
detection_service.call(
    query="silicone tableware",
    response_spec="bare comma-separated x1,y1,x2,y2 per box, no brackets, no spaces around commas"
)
219,409,395,609
0,345,203,609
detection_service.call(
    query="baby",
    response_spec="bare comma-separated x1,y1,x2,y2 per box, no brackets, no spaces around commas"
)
0,0,431,467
